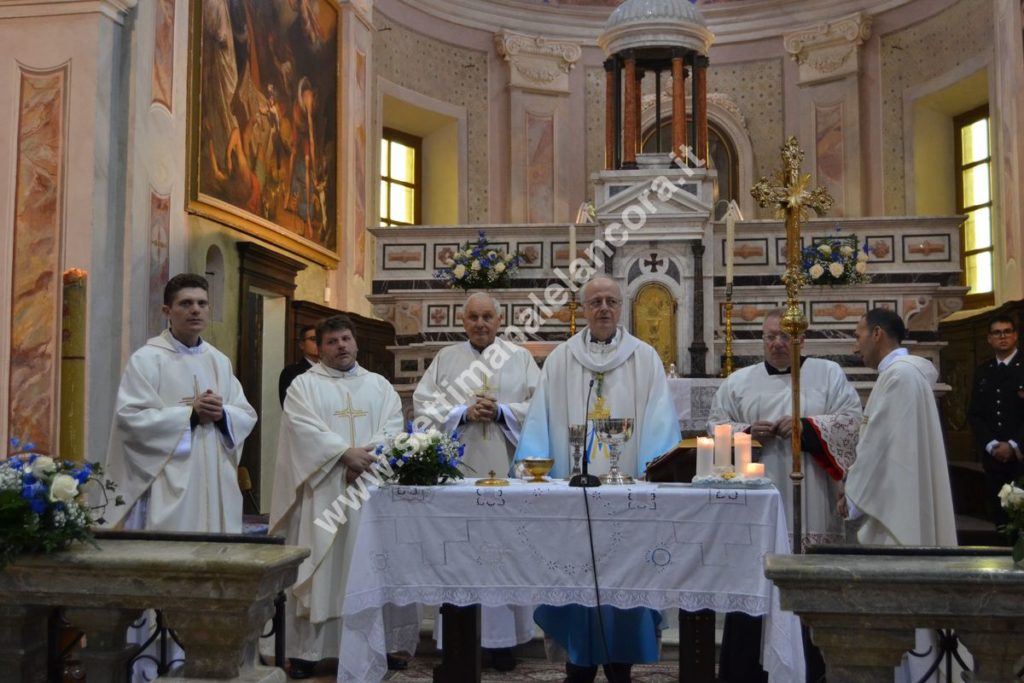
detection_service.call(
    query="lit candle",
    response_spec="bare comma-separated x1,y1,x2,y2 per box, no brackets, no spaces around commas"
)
568,222,577,281
744,462,765,478
713,424,732,469
734,432,752,473
725,204,736,284
696,437,714,478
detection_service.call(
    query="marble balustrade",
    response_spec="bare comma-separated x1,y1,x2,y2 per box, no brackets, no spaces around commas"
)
0,538,309,683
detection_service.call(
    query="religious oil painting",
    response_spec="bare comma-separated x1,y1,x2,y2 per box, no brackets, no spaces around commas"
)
187,0,339,266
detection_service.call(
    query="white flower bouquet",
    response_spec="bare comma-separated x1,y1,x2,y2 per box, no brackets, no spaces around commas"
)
800,233,870,286
433,230,523,291
1,436,121,567
998,481,1024,563
375,428,466,486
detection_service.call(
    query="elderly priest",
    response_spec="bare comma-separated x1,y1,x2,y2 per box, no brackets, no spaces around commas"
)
414,291,540,670
516,276,680,683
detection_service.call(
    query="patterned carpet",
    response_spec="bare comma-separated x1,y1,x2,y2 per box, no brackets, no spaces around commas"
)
301,656,681,682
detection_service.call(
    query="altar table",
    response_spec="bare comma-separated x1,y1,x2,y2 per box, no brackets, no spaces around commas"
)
338,479,804,682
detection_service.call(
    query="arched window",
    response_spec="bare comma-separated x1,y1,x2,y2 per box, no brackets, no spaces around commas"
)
641,120,737,212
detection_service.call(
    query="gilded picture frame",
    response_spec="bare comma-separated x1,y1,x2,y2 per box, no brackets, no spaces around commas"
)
186,0,340,266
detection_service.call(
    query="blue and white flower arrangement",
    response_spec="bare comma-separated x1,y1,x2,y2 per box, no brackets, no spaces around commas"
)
800,231,871,286
1,436,121,567
375,427,466,486
433,230,523,291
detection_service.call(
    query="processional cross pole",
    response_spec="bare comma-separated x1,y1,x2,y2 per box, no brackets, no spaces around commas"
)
750,136,833,553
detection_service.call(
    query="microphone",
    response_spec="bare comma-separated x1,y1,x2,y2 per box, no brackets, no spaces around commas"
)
569,377,601,488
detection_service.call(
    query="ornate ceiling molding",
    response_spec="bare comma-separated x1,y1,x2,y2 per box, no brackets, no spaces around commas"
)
783,12,872,85
0,0,138,23
495,30,582,93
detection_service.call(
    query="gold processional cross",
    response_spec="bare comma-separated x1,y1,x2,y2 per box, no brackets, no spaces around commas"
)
750,136,833,551
335,394,368,443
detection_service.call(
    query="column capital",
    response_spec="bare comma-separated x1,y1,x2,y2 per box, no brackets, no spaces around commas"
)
783,11,872,85
495,30,581,94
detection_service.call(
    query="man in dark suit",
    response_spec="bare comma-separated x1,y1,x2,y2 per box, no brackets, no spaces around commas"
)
968,314,1024,529
279,324,319,405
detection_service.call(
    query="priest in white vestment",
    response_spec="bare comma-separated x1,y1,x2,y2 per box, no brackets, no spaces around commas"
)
413,292,540,670
105,273,257,533
516,277,680,683
845,308,961,683
269,315,419,679
707,308,861,683
104,273,257,683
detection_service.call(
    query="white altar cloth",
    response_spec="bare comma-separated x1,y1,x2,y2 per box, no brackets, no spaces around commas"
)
338,479,804,682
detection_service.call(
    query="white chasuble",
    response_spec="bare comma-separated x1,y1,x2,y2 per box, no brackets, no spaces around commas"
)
845,354,960,683
413,339,540,478
414,339,540,649
270,363,416,661
104,330,256,533
516,327,680,479
707,358,861,546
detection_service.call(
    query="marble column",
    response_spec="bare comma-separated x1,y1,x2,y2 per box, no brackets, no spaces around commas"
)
622,52,638,169
671,53,687,162
633,68,644,156
688,243,707,376
693,56,709,165
604,59,617,170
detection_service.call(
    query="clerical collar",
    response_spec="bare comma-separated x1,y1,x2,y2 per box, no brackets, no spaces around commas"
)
997,348,1019,366
764,357,807,375
320,362,361,377
877,347,908,373
587,329,618,346
166,331,206,355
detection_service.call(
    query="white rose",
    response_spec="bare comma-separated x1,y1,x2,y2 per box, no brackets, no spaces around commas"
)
426,427,440,439
809,264,825,280
857,250,869,262
817,244,832,256
30,456,56,480
471,259,481,271
494,262,506,273
828,262,844,278
840,245,854,257
453,264,467,279
855,261,868,274
999,484,1024,508
49,474,79,503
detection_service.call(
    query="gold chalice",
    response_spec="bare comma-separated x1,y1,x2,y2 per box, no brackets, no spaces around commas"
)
521,458,555,483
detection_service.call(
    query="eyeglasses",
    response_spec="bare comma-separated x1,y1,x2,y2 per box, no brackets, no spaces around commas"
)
989,329,1016,337
583,297,621,309
762,333,792,344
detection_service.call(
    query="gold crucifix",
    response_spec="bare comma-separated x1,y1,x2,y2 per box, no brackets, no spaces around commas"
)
335,394,368,443
750,136,832,550
179,376,201,407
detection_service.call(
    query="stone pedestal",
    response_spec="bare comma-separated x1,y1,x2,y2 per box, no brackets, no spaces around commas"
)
0,538,308,683
766,550,1024,683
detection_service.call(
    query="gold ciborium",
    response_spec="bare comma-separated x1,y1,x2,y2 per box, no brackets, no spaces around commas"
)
593,418,634,485
521,458,555,483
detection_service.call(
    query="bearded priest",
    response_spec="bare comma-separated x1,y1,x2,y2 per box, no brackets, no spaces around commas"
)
270,314,417,679
515,276,680,683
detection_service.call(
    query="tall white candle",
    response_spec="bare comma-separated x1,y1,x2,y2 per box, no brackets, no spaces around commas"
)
568,222,577,281
725,204,736,284
713,424,732,469
696,437,714,478
734,432,752,474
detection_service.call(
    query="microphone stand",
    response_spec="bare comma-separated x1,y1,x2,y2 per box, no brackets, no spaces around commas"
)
569,378,601,488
